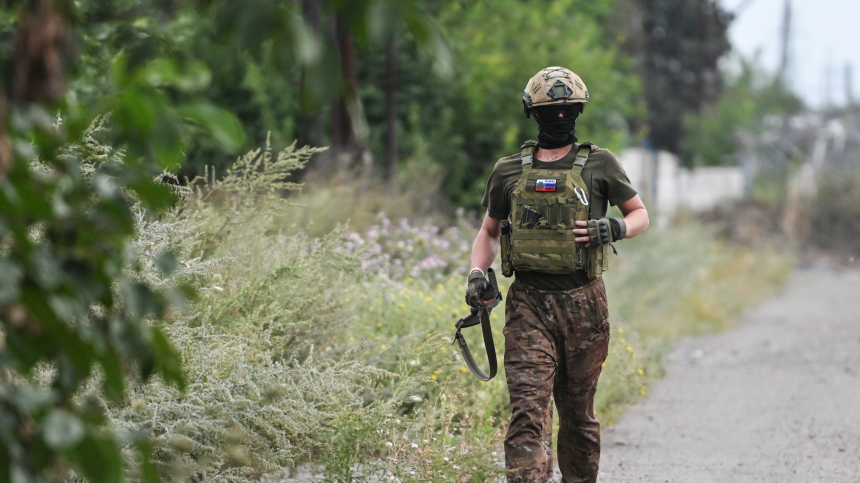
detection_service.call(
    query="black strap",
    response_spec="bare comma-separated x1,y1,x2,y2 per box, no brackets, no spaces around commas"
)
453,269,501,381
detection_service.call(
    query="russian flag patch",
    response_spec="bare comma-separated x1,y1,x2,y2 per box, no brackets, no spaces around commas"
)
535,179,557,192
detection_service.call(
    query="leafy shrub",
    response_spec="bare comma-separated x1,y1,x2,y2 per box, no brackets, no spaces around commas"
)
0,116,187,482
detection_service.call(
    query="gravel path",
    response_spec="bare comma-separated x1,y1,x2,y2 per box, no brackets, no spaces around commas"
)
596,267,860,483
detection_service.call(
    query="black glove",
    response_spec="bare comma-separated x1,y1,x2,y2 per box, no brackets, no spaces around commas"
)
587,217,626,246
465,270,497,308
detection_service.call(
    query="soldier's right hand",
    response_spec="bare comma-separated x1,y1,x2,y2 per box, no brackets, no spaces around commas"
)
465,270,497,308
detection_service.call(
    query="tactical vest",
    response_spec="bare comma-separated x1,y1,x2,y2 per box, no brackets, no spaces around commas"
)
499,140,610,279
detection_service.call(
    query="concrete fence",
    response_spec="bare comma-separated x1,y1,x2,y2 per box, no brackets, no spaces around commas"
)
617,148,745,220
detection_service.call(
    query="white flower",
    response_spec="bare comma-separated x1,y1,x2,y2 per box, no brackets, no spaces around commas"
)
411,443,419,449
386,442,393,447
409,395,423,402
395,419,401,424
443,457,449,462
453,464,460,469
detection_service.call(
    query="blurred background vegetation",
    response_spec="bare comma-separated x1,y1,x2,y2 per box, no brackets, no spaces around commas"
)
1,0,857,481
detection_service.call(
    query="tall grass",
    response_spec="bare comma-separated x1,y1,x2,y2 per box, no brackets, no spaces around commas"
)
105,139,791,481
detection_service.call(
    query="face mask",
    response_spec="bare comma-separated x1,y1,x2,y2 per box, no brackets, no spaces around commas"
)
533,105,580,149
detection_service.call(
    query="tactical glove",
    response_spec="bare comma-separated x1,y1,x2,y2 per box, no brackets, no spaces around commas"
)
587,218,626,246
465,270,497,308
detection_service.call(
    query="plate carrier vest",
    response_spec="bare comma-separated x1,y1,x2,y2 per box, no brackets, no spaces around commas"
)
500,140,610,279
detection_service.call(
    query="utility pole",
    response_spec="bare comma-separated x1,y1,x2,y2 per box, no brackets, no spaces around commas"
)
845,63,855,107
777,0,792,84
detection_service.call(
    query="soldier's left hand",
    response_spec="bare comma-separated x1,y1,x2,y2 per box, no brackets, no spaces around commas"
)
572,220,592,247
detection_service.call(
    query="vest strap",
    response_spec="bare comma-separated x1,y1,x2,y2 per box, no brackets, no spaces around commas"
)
520,140,537,174
571,144,591,178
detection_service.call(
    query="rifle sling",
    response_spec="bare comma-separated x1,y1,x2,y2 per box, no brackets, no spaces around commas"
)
453,269,501,381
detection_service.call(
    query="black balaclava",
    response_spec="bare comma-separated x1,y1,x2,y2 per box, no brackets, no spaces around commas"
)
533,104,581,149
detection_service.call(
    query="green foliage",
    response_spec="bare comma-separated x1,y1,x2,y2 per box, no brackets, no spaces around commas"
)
0,1,246,478
67,0,643,211
0,107,194,481
68,0,450,179
682,57,802,167
365,0,644,208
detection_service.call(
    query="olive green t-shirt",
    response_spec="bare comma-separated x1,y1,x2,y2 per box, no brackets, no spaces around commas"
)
481,143,638,290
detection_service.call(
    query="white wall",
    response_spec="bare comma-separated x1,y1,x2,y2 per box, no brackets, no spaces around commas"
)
617,148,745,219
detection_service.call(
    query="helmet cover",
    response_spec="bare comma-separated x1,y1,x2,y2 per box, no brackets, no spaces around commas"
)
523,66,589,117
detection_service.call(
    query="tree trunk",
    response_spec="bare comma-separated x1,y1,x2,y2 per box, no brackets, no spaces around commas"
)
384,34,398,181
1,0,72,181
297,0,323,150
333,15,353,149
331,13,370,169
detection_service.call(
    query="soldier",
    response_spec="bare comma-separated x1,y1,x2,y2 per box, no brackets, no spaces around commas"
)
465,66,650,483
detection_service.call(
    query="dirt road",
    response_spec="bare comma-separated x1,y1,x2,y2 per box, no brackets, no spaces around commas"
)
596,267,860,483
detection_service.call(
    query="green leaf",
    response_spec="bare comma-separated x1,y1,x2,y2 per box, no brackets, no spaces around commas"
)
120,281,157,318
128,178,177,211
10,386,55,414
133,437,161,483
0,260,22,305
144,58,212,92
151,112,184,169
0,445,11,483
67,434,122,483
114,89,157,140
96,344,126,399
42,410,86,449
155,251,178,276
150,327,185,390
178,101,245,152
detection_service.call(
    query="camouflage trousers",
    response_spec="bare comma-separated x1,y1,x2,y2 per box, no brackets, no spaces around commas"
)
503,278,610,483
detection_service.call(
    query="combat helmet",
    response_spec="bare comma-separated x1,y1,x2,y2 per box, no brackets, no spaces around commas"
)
522,66,589,118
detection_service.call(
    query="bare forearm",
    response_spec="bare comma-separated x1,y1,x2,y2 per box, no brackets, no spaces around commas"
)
470,228,500,272
622,207,649,239
470,212,502,272
616,194,649,240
